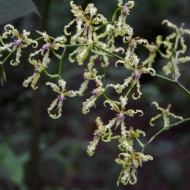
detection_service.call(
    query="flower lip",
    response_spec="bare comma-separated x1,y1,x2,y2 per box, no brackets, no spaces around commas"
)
133,70,142,80
42,44,50,52
58,94,66,102
122,4,128,16
116,113,125,121
14,39,21,47
94,131,101,137
130,38,137,50
179,22,185,33
92,91,99,96
130,162,135,167
34,68,39,73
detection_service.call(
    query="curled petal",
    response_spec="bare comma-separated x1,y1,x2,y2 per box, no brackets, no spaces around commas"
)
132,80,142,100
115,59,125,67
30,72,40,90
180,36,187,54
46,82,61,94
120,120,127,138
178,56,190,63
162,20,178,30
168,112,183,121
87,137,100,156
10,48,22,66
183,29,190,35
136,38,148,45
151,102,165,112
103,100,120,112
23,76,33,88
65,90,80,97
31,40,38,48
166,32,177,41
117,0,123,7
119,96,128,108
104,117,117,130
163,61,172,75
124,109,143,117
150,113,163,126
101,129,112,142
47,98,62,119
23,72,40,90
78,80,89,96
84,3,97,15
82,95,99,114
106,75,133,94
64,19,76,36
141,67,156,76
58,79,66,90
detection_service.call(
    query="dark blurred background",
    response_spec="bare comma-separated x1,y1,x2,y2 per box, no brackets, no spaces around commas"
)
0,0,190,189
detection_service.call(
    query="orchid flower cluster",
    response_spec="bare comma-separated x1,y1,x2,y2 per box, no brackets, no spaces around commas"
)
143,20,190,81
0,0,189,186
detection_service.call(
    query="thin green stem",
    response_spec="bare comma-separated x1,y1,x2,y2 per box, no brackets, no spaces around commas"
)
154,73,174,82
141,117,190,152
156,48,169,59
1,64,6,85
136,137,144,148
176,81,190,96
58,59,62,78
174,33,180,50
48,35,55,41
112,7,121,23
64,44,87,48
125,86,133,97
154,74,190,97
43,70,59,78
125,79,134,97
1,51,14,65
93,44,124,60
0,37,5,46
35,37,43,41
95,22,113,31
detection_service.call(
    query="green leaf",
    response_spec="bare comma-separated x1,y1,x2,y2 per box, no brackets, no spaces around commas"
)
0,0,41,25
0,143,28,185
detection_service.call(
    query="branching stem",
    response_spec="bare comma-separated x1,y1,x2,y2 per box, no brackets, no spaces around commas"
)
141,117,190,152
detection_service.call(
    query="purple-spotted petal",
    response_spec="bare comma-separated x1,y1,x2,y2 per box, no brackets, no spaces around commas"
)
34,68,39,73
122,4,128,16
14,39,21,47
92,91,99,96
42,44,50,52
58,94,66,101
133,71,142,80
131,38,137,50
116,113,125,121
57,94,66,107
94,131,101,137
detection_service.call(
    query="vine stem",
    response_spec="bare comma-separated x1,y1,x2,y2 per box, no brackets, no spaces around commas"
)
43,70,59,78
154,73,190,97
0,51,15,65
93,44,124,60
156,48,169,58
140,117,190,152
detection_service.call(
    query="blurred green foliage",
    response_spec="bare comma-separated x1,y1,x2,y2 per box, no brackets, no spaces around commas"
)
0,0,190,189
